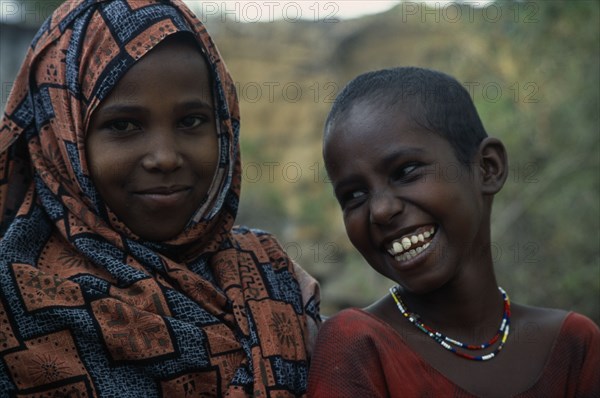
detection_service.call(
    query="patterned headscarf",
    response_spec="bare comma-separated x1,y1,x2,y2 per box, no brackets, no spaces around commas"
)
0,1,320,396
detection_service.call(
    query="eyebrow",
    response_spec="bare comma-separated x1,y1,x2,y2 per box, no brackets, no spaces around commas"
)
175,99,214,112
379,147,426,169
95,99,214,117
332,147,427,195
95,104,149,116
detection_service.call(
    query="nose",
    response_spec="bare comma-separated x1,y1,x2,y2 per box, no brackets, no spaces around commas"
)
369,189,404,225
141,130,183,173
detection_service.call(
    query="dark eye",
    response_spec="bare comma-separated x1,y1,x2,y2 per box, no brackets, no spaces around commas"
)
107,120,139,132
350,190,366,200
392,163,421,182
178,116,205,129
338,189,367,210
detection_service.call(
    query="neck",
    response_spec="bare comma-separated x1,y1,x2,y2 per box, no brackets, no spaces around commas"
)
390,283,511,362
399,263,502,336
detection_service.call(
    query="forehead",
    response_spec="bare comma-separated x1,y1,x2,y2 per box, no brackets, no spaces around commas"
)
97,38,211,102
87,38,215,138
323,102,456,172
324,102,430,152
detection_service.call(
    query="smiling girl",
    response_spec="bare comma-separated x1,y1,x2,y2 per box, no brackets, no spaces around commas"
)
307,67,599,397
0,1,319,396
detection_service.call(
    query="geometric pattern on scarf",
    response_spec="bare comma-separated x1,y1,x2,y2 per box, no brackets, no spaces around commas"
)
0,1,320,396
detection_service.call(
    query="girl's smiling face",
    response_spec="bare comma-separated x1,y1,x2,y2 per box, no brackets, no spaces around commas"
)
86,37,219,242
324,101,489,293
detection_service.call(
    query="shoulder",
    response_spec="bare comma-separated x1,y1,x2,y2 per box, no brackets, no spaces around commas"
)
316,308,399,347
514,305,599,367
562,311,599,330
558,312,600,346
230,226,277,248
321,307,385,329
309,308,401,397
231,226,276,242
512,304,569,335
543,312,600,396
514,305,598,341
230,226,290,262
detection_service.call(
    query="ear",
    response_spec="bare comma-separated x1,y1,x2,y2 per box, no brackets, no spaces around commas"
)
476,137,508,195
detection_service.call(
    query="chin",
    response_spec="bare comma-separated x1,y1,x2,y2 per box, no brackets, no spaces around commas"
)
133,226,183,242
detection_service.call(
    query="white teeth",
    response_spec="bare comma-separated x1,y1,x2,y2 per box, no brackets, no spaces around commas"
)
393,241,403,254
396,250,417,262
389,227,436,259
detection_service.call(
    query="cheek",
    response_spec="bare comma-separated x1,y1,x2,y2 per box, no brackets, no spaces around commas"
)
189,138,220,181
89,160,117,184
86,143,136,189
343,212,369,251
203,151,219,176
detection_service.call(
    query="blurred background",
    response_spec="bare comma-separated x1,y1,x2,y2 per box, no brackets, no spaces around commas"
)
1,0,599,323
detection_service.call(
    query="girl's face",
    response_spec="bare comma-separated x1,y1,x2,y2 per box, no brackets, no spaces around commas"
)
324,102,487,294
86,37,219,241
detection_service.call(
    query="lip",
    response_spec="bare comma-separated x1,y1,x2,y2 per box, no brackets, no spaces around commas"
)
133,185,192,208
135,185,191,195
382,224,439,270
381,224,437,251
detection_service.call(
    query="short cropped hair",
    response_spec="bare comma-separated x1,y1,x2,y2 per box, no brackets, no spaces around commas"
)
325,67,488,166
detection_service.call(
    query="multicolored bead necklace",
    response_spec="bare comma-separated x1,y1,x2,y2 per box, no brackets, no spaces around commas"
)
389,285,511,361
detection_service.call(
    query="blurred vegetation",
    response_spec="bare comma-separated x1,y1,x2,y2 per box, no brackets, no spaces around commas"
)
2,1,598,323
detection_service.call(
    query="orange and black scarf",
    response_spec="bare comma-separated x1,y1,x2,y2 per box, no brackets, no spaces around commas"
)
0,1,320,396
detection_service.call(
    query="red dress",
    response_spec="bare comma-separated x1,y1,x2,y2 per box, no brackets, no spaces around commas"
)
308,309,600,397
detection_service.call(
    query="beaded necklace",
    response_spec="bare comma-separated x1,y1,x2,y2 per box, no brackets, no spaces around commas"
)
389,286,511,361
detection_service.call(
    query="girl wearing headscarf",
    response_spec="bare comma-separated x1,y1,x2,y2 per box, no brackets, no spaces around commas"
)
0,1,320,396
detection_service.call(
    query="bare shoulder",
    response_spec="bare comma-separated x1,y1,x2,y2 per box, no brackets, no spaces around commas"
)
510,304,570,343
510,304,599,336
364,293,399,327
507,303,600,361
517,305,600,341
512,304,569,325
